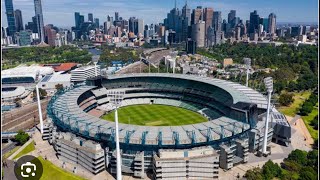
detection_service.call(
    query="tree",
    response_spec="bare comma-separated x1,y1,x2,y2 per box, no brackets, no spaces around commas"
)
281,160,301,172
286,149,308,165
262,160,282,179
244,167,263,180
300,101,314,115
311,115,318,130
55,84,64,91
278,92,294,106
14,130,29,145
298,170,317,180
33,88,47,100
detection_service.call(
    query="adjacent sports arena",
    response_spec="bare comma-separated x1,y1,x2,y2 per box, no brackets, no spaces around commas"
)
46,73,291,179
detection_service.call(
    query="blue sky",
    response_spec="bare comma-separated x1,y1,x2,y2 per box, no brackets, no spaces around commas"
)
1,0,318,28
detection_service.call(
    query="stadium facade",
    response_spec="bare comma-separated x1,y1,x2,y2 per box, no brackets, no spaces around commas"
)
46,73,291,179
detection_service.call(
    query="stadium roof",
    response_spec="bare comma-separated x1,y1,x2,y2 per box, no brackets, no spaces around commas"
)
108,73,268,109
1,65,54,78
41,63,78,72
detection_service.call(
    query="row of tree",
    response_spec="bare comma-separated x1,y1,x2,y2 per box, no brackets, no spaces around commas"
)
2,45,92,69
244,149,318,180
299,92,318,116
99,45,141,65
199,43,318,93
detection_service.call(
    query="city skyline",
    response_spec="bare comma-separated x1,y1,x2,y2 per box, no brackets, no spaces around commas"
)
1,0,318,28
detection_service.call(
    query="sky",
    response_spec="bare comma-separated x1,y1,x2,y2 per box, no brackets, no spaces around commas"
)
1,0,319,28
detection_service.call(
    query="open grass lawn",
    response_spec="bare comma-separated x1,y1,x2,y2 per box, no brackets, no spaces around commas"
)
278,91,311,117
301,104,318,140
14,141,35,160
278,91,318,140
38,157,86,180
102,104,208,126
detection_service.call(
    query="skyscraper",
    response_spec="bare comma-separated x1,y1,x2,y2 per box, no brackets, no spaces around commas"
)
75,12,81,28
228,10,236,27
260,17,269,33
34,0,45,42
249,10,259,34
212,11,222,45
5,0,16,36
203,7,213,46
268,13,276,35
129,17,136,33
181,2,191,42
115,12,119,21
191,21,205,47
137,19,144,36
164,5,183,42
14,9,24,32
94,18,99,28
191,6,202,24
88,13,93,22
182,2,191,26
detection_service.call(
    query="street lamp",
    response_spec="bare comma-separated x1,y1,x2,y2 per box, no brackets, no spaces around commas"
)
243,58,251,87
263,77,273,155
107,90,125,180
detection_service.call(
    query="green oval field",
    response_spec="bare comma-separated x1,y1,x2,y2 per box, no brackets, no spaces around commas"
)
101,104,208,126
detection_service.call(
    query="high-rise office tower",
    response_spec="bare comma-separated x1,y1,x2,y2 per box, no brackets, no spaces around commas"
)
268,13,276,35
191,6,202,24
191,21,205,47
181,1,191,42
129,17,136,33
34,0,45,42
32,15,38,33
5,0,16,36
228,10,236,27
94,18,99,28
75,12,81,28
80,15,84,25
259,17,269,33
115,12,119,21
88,13,93,22
212,11,222,45
107,15,113,22
137,19,144,36
44,25,56,46
203,7,213,46
14,9,24,32
121,19,129,31
182,2,191,26
249,10,259,34
164,4,183,42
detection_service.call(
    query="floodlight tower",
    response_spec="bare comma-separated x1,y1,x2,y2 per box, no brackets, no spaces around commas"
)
107,90,125,180
243,58,251,87
94,61,98,77
262,77,273,154
36,85,44,134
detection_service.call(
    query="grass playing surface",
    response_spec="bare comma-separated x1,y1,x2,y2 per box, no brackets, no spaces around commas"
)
101,104,208,126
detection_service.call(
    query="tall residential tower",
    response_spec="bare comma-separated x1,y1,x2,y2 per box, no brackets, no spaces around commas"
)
34,0,45,42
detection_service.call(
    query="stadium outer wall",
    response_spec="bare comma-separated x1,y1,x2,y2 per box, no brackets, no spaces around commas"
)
46,73,291,179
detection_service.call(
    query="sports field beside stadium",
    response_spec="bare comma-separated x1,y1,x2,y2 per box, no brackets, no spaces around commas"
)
101,104,208,126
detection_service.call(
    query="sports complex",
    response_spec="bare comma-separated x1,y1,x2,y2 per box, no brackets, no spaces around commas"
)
46,73,291,179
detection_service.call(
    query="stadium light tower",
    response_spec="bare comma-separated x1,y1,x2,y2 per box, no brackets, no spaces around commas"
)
36,85,44,134
107,90,125,180
243,58,251,87
263,77,273,155
94,61,98,77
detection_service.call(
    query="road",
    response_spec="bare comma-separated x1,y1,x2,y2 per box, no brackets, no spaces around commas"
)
2,142,18,155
